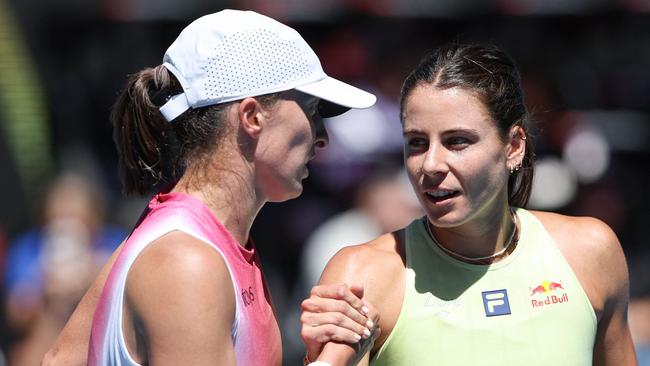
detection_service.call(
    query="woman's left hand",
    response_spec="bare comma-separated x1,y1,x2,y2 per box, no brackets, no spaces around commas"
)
300,283,380,363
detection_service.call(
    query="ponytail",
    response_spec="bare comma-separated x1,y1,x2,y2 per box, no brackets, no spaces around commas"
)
111,65,181,195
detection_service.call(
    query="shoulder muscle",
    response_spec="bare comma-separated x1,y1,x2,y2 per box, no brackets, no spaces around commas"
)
532,211,629,314
126,231,236,365
320,232,404,294
319,231,406,350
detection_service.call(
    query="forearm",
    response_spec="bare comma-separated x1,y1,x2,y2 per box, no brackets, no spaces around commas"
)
42,288,99,365
316,343,354,366
315,341,370,366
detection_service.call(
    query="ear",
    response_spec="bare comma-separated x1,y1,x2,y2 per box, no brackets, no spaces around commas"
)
505,125,526,170
237,97,264,139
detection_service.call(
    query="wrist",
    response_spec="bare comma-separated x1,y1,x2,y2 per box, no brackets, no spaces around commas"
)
304,354,333,366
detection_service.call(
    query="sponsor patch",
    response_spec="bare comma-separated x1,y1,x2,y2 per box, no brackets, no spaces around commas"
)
482,289,511,317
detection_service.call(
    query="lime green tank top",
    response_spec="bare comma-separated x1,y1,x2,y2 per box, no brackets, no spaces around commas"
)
371,208,597,366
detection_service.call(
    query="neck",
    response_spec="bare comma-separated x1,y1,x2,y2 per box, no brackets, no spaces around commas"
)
173,166,264,247
427,207,519,264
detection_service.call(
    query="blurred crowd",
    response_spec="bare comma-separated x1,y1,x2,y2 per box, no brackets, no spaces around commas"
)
1,0,649,364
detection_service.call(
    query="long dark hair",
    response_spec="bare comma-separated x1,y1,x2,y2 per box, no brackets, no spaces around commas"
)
111,65,277,196
400,43,535,207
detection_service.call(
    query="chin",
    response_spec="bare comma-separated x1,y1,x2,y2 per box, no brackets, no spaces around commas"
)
424,208,465,228
288,184,304,200
268,184,303,202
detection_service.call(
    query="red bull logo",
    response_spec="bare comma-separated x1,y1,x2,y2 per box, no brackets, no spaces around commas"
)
529,280,568,308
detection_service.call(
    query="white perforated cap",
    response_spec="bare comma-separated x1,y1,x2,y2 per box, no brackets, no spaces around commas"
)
159,9,376,121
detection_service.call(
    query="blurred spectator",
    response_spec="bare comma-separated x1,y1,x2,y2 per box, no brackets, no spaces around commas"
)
3,172,125,366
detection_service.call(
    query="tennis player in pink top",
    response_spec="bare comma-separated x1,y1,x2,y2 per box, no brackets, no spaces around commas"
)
43,9,378,366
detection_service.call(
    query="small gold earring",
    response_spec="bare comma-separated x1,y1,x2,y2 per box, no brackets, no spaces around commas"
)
509,163,522,174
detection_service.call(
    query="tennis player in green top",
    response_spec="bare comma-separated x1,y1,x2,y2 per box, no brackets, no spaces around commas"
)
300,43,637,365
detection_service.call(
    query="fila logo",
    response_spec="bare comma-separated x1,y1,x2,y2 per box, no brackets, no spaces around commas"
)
481,289,511,317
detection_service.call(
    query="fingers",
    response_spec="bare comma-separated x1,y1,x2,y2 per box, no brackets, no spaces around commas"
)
309,283,369,317
301,310,372,341
301,295,371,332
301,322,364,346
300,283,381,363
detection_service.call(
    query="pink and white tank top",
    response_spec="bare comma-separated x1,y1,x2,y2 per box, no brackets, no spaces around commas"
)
88,191,282,365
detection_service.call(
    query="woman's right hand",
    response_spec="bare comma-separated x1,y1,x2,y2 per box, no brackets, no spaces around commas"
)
300,283,380,364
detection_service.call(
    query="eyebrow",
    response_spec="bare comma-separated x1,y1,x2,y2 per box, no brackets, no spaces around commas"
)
442,128,480,135
403,127,481,136
402,128,423,136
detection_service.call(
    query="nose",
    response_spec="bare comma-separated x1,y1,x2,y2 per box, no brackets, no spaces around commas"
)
313,116,329,150
422,143,448,176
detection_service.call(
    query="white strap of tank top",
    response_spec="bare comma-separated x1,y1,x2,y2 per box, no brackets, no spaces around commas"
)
307,362,332,366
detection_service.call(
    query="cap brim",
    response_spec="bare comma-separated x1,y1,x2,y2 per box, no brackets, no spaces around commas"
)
295,77,376,118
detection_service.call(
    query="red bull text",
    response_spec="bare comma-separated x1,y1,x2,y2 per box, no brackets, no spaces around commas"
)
531,293,569,307
529,280,568,308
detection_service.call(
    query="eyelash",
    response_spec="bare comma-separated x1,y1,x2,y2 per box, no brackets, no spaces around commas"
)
405,136,472,151
407,138,427,148
446,137,470,148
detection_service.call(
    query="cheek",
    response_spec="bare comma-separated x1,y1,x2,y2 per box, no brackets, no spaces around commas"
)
283,113,313,145
460,154,507,197
268,122,310,156
404,156,421,182
291,128,313,149
282,134,311,168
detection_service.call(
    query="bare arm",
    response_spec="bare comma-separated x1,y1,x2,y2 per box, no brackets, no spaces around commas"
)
126,232,236,365
304,233,405,366
42,242,124,366
586,220,638,365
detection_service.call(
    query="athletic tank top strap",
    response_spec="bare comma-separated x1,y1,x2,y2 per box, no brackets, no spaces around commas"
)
371,208,597,366
88,191,282,366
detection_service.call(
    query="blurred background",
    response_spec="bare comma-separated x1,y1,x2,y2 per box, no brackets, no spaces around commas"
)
0,0,649,364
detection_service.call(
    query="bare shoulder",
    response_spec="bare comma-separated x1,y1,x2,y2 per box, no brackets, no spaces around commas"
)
530,211,619,250
530,210,624,267
529,210,629,317
126,230,235,315
125,231,236,362
320,230,407,350
321,230,405,287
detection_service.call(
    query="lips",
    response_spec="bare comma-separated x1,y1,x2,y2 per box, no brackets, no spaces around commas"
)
424,189,459,203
